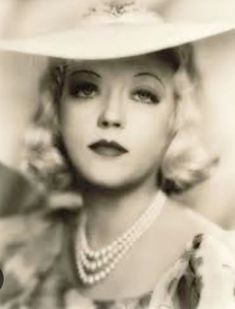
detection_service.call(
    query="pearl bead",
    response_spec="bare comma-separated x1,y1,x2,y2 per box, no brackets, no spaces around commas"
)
75,191,166,286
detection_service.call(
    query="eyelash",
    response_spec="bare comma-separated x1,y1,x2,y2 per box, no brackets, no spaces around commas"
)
132,89,160,105
68,81,161,105
69,81,98,99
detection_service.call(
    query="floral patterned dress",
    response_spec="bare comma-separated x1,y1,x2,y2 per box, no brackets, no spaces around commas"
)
0,166,235,308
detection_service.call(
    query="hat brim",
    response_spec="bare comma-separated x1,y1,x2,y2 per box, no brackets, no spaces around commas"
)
0,22,234,60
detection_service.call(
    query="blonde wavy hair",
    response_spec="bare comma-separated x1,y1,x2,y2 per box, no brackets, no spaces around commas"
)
20,45,217,208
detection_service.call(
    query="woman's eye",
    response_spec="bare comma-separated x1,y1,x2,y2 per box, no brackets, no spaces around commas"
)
132,89,160,104
69,81,98,99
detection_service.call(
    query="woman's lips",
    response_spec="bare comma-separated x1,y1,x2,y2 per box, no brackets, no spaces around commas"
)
88,140,128,157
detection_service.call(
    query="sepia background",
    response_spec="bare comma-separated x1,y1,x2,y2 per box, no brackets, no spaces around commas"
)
0,0,235,227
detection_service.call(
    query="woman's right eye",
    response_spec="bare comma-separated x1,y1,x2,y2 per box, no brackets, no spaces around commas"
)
68,81,98,99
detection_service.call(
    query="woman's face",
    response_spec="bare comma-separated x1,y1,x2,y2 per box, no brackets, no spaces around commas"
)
59,53,176,189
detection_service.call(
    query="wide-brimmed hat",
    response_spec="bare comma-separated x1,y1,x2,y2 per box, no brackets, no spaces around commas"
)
0,0,234,60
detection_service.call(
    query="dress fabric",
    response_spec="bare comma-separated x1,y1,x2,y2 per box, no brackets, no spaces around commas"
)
0,195,235,308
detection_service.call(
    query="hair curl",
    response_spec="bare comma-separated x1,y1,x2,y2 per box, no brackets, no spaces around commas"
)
20,45,217,208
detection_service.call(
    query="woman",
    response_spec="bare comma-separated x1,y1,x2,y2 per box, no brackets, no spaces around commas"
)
0,1,235,308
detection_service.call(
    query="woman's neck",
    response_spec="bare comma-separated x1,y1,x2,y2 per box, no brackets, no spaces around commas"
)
81,180,159,250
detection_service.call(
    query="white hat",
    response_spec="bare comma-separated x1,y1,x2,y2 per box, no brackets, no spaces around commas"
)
0,0,234,60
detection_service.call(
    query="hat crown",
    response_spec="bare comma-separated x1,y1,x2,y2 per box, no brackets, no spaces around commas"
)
81,0,164,25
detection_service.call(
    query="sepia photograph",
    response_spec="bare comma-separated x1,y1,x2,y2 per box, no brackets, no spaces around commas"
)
0,0,235,308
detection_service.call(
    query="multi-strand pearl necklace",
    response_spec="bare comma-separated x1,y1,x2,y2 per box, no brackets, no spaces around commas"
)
75,191,166,286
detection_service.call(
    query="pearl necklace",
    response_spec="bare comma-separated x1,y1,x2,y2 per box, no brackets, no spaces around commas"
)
75,191,166,286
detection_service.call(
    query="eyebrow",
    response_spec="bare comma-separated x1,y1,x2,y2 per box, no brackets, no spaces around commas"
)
134,72,164,86
69,69,101,78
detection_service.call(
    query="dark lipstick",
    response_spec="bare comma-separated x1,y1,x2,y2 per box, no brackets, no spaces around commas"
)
88,139,128,157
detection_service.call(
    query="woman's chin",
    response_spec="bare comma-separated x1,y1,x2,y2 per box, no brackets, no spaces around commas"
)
77,170,153,192
79,175,131,190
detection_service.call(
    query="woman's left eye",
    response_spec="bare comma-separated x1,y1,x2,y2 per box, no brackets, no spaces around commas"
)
132,89,160,104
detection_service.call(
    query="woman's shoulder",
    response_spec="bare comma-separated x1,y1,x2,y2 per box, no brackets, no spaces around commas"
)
0,200,81,308
150,198,235,308
165,197,225,238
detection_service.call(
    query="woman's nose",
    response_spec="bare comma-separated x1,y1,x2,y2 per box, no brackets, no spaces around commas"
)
97,92,126,129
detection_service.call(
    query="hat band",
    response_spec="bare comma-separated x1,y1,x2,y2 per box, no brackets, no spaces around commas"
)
80,10,164,25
